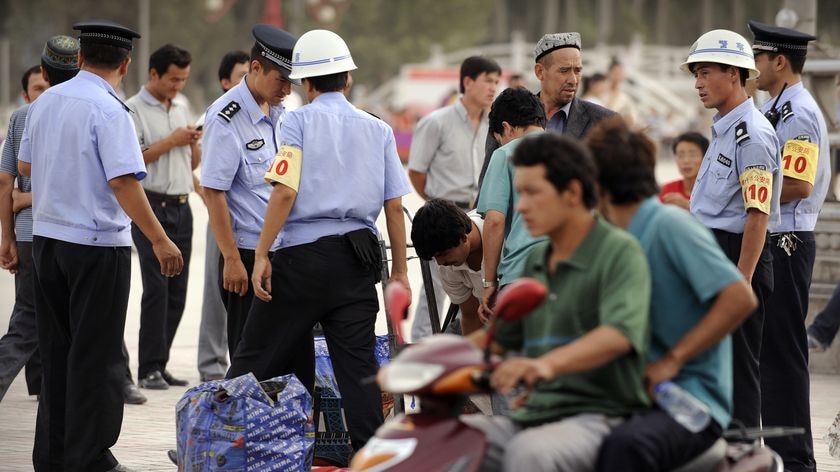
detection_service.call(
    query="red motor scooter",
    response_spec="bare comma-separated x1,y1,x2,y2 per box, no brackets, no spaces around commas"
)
350,279,801,472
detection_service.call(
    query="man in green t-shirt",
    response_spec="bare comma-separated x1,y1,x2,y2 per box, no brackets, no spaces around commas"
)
465,133,651,472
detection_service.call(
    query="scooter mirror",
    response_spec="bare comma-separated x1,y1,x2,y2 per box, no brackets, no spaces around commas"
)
494,278,548,323
385,281,411,344
484,278,547,362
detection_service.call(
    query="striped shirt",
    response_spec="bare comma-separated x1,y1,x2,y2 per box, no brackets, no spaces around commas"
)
0,104,33,242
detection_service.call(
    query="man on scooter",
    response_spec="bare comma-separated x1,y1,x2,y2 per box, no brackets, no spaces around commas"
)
586,117,757,471
465,132,652,472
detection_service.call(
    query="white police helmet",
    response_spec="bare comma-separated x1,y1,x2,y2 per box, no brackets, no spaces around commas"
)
680,29,759,80
288,29,357,80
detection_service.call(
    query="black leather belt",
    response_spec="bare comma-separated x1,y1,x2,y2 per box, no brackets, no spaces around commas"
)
145,190,189,206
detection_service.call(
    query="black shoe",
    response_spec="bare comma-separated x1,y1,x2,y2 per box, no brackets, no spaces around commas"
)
162,370,189,387
200,373,225,382
167,449,178,465
138,371,169,390
107,464,138,472
123,382,147,405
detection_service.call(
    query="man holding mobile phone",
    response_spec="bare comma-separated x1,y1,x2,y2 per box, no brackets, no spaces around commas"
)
125,44,201,390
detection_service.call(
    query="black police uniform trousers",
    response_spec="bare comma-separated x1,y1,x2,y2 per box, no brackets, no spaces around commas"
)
809,282,840,347
0,241,42,400
596,409,723,472
218,247,273,356
761,232,815,472
712,229,773,429
131,193,192,379
227,235,384,451
32,236,129,472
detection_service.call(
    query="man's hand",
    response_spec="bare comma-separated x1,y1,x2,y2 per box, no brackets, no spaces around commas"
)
152,237,183,277
169,126,203,147
223,255,248,296
252,253,273,302
478,286,497,323
11,189,32,213
0,238,18,273
644,354,682,399
490,356,553,395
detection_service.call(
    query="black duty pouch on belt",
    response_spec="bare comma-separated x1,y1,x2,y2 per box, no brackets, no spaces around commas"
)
345,228,383,283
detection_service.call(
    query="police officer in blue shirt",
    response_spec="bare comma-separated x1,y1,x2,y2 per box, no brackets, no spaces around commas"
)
226,29,412,451
682,29,781,429
200,25,298,355
18,21,183,472
749,21,828,472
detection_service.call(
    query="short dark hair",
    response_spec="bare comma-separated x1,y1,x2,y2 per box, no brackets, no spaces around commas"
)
149,44,191,76
218,50,249,82
672,131,709,155
411,199,473,261
41,59,77,86
80,43,130,70
585,116,659,204
305,71,348,93
688,62,748,87
511,133,599,210
583,73,606,95
488,87,546,136
250,41,281,74
765,51,806,75
459,56,501,94
21,65,41,92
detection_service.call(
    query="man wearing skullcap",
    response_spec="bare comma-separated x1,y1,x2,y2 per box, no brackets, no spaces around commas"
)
0,35,79,403
477,32,614,189
750,20,828,472
19,21,183,472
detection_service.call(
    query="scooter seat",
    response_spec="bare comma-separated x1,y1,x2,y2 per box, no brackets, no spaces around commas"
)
671,438,727,472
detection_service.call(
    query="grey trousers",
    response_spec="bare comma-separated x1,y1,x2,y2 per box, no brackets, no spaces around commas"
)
410,260,449,341
461,413,623,472
197,224,228,379
0,241,40,400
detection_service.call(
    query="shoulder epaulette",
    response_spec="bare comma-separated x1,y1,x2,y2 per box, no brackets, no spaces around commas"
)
108,91,131,112
735,122,750,145
218,101,241,123
780,101,794,122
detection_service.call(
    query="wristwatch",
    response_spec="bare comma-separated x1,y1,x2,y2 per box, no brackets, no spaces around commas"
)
483,279,498,288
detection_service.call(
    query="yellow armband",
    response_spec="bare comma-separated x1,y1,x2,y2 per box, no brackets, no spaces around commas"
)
781,139,818,185
740,167,773,215
265,145,302,191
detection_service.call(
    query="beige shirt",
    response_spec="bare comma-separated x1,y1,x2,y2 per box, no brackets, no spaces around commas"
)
126,88,195,195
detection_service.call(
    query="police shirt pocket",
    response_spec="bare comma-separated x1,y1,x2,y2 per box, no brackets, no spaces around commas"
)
704,165,736,212
242,153,272,188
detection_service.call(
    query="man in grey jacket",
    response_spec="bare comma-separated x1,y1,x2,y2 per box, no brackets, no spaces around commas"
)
478,32,614,188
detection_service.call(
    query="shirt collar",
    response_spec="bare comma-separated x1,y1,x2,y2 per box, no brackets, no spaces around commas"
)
559,101,572,117
759,81,804,113
540,215,605,272
711,97,755,138
236,75,284,126
312,91,347,104
77,70,119,96
139,85,181,109
627,196,660,238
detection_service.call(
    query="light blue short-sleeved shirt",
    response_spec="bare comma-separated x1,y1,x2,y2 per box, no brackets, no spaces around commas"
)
476,130,547,286
760,82,830,233
276,92,411,249
690,98,781,233
18,71,147,247
0,104,33,242
629,197,743,428
200,77,284,250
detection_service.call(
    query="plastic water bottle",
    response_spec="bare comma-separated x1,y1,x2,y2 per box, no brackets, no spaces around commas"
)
654,381,711,433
